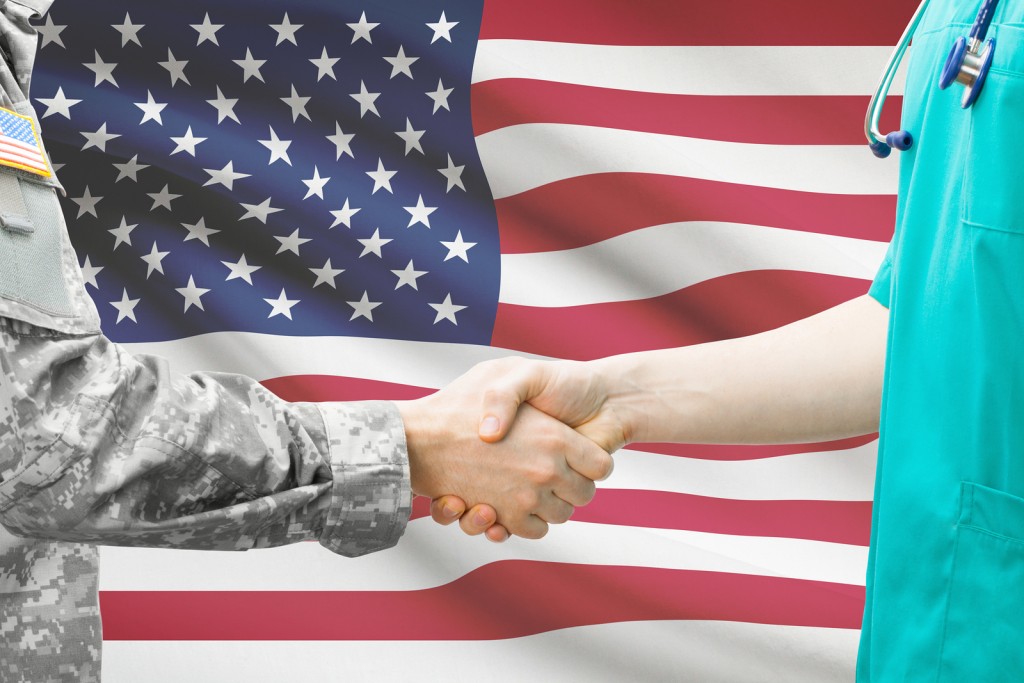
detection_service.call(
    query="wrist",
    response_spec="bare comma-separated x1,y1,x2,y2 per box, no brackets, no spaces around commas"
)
394,396,442,497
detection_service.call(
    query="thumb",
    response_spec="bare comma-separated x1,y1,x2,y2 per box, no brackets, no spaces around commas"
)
477,361,551,443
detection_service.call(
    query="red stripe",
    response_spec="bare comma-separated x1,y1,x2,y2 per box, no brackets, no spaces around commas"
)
262,375,433,402
412,490,871,545
495,173,895,254
479,0,919,46
472,81,904,144
626,434,878,461
492,271,869,360
99,564,864,640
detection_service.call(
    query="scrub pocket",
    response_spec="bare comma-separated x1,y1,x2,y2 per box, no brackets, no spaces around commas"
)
938,482,1024,681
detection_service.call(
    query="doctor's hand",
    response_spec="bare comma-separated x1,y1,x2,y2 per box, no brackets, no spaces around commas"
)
429,357,627,541
396,362,613,540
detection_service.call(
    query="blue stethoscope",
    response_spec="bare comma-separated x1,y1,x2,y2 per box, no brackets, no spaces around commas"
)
865,0,1001,158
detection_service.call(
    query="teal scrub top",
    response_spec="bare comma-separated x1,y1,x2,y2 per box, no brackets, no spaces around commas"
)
860,1,1024,680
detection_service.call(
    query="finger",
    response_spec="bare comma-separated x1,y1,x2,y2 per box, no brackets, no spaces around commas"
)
507,514,549,540
563,431,616,482
485,524,510,543
479,361,552,443
459,504,497,536
430,496,467,526
552,467,597,507
536,493,575,525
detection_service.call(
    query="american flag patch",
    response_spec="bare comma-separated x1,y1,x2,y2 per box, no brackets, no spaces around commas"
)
0,107,51,178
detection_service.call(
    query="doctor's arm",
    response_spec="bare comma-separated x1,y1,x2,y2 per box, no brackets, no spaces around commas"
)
434,294,889,538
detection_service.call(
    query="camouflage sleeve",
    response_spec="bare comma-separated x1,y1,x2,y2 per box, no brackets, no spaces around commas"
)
0,316,412,557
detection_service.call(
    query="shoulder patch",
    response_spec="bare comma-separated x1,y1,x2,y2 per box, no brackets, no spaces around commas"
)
0,107,51,178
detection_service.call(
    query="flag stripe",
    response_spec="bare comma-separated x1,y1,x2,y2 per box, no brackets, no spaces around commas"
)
101,622,861,683
99,566,864,640
472,42,907,97
498,221,884,307
492,271,870,360
98,519,868,591
625,435,879,461
478,124,898,200
473,81,905,144
495,174,896,254
478,0,919,46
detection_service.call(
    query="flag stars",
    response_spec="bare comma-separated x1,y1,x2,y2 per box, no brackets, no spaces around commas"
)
239,197,282,223
395,118,425,155
170,126,206,156
38,16,67,49
326,123,355,160
357,228,392,258
234,49,266,83
347,291,381,322
441,230,477,262
140,242,169,278
404,195,436,228
191,13,224,46
310,259,344,288
384,46,418,79
114,154,148,183
222,254,261,284
350,81,380,118
427,12,459,43
310,48,339,81
426,79,454,113
438,155,466,192
135,90,167,125
84,51,118,87
366,158,396,194
112,13,144,47
80,256,103,289
281,85,311,122
429,294,466,325
181,217,220,246
274,228,311,256
108,216,137,249
259,126,292,165
264,289,300,320
37,87,80,119
203,160,250,191
158,49,190,87
207,86,241,124
147,184,181,211
302,166,330,199
110,289,140,324
329,198,360,228
80,123,120,152
391,260,427,290
71,187,103,219
347,12,378,44
176,276,211,313
270,13,302,46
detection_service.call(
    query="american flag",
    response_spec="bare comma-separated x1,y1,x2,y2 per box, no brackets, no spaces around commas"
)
0,107,50,176
35,0,915,679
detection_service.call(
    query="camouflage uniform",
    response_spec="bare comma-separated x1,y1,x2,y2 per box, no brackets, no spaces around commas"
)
0,1,413,680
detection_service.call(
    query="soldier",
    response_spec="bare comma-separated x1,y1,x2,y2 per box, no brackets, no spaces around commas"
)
0,2,613,680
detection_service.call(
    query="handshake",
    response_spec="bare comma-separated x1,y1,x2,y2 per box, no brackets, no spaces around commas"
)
395,356,628,543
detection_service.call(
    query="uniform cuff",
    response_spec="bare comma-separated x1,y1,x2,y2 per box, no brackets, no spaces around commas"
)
314,401,412,557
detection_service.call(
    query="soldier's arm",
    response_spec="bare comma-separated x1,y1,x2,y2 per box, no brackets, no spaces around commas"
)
0,316,611,552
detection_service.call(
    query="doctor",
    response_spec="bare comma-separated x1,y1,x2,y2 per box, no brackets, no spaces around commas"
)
433,0,1024,678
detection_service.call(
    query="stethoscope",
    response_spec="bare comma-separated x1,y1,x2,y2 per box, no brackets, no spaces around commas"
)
865,0,1001,158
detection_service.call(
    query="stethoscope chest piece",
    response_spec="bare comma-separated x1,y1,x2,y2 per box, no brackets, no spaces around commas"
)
939,35,996,108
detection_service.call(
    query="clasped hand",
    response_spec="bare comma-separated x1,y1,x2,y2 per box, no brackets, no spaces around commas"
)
396,357,627,542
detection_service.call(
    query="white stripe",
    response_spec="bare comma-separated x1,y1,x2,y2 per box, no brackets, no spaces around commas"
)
611,441,876,502
103,621,859,683
98,517,867,591
498,221,889,307
477,124,899,200
119,334,538,389
472,40,907,97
